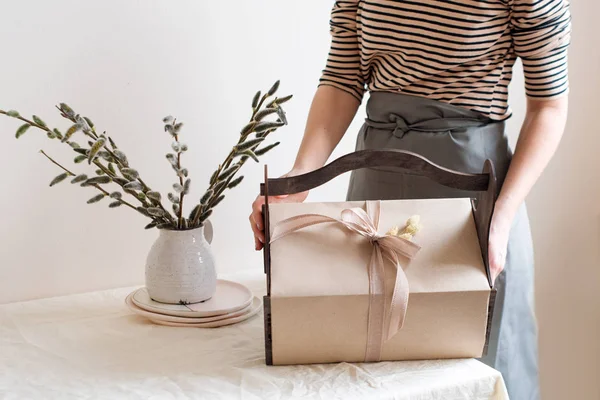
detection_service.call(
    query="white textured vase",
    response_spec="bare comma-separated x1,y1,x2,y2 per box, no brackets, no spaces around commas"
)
145,221,216,304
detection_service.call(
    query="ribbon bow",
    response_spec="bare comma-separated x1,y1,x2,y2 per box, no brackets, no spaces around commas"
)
270,200,421,362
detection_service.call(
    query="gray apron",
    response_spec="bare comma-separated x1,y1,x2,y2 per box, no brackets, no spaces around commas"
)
347,92,539,400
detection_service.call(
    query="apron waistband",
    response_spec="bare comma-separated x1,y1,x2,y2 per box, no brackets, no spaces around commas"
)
364,114,493,138
365,92,497,138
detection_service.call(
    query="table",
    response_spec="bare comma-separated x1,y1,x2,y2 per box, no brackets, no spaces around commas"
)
0,271,508,400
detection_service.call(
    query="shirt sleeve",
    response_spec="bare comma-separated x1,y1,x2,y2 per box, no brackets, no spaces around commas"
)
318,1,366,102
511,0,572,99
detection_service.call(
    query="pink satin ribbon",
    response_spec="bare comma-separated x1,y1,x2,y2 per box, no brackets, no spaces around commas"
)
270,200,421,362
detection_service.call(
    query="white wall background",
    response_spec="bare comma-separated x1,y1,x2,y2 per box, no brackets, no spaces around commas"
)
0,0,361,302
0,1,597,398
523,2,600,398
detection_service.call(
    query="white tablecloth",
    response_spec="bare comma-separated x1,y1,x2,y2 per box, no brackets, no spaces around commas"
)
0,271,508,400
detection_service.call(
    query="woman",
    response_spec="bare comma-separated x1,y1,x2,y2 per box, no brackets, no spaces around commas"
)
250,1,571,398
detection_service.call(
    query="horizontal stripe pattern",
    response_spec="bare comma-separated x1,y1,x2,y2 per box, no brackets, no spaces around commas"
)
319,0,571,120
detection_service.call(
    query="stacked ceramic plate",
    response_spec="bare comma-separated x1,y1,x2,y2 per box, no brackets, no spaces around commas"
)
125,280,261,327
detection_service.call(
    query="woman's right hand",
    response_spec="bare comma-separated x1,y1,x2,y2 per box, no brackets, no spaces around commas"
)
249,169,309,251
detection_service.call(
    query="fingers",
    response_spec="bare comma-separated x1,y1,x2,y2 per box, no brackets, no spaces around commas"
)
252,197,266,231
489,247,506,285
250,196,266,251
491,267,500,285
254,235,263,251
250,190,308,252
249,213,265,245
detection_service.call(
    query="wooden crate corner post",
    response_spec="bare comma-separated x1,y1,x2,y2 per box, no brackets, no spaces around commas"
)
261,164,273,365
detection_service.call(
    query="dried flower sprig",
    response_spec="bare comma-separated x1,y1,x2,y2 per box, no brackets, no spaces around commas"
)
387,215,422,240
0,80,291,230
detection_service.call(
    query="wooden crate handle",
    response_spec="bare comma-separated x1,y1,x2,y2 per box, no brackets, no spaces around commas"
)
261,149,498,288
260,149,490,196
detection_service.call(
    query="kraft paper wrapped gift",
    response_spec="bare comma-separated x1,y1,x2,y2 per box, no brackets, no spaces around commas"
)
263,198,495,366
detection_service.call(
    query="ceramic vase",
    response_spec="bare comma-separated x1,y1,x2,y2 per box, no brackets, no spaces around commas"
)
145,221,216,304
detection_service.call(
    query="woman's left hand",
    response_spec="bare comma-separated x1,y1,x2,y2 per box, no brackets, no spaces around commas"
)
488,209,513,285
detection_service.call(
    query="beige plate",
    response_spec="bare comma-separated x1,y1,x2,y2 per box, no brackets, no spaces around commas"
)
125,292,255,323
148,297,262,328
131,280,253,318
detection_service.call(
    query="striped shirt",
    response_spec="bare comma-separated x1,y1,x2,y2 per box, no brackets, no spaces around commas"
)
319,0,572,120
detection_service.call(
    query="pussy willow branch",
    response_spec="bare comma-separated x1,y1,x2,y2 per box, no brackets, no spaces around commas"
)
190,111,281,227
4,82,289,231
96,162,173,226
55,105,99,142
0,110,53,134
93,161,148,206
191,148,240,227
92,160,149,207
39,150,72,173
205,109,264,193
217,108,268,174
174,131,185,229
0,109,159,218
206,137,264,206
137,175,173,222
190,139,259,227
100,146,173,221
252,93,269,120
39,150,138,211
56,110,174,223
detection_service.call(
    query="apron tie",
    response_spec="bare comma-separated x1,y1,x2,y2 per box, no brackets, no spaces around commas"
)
365,114,410,138
365,113,492,138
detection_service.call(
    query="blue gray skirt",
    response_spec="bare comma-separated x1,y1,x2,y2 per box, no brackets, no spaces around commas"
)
347,92,539,400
